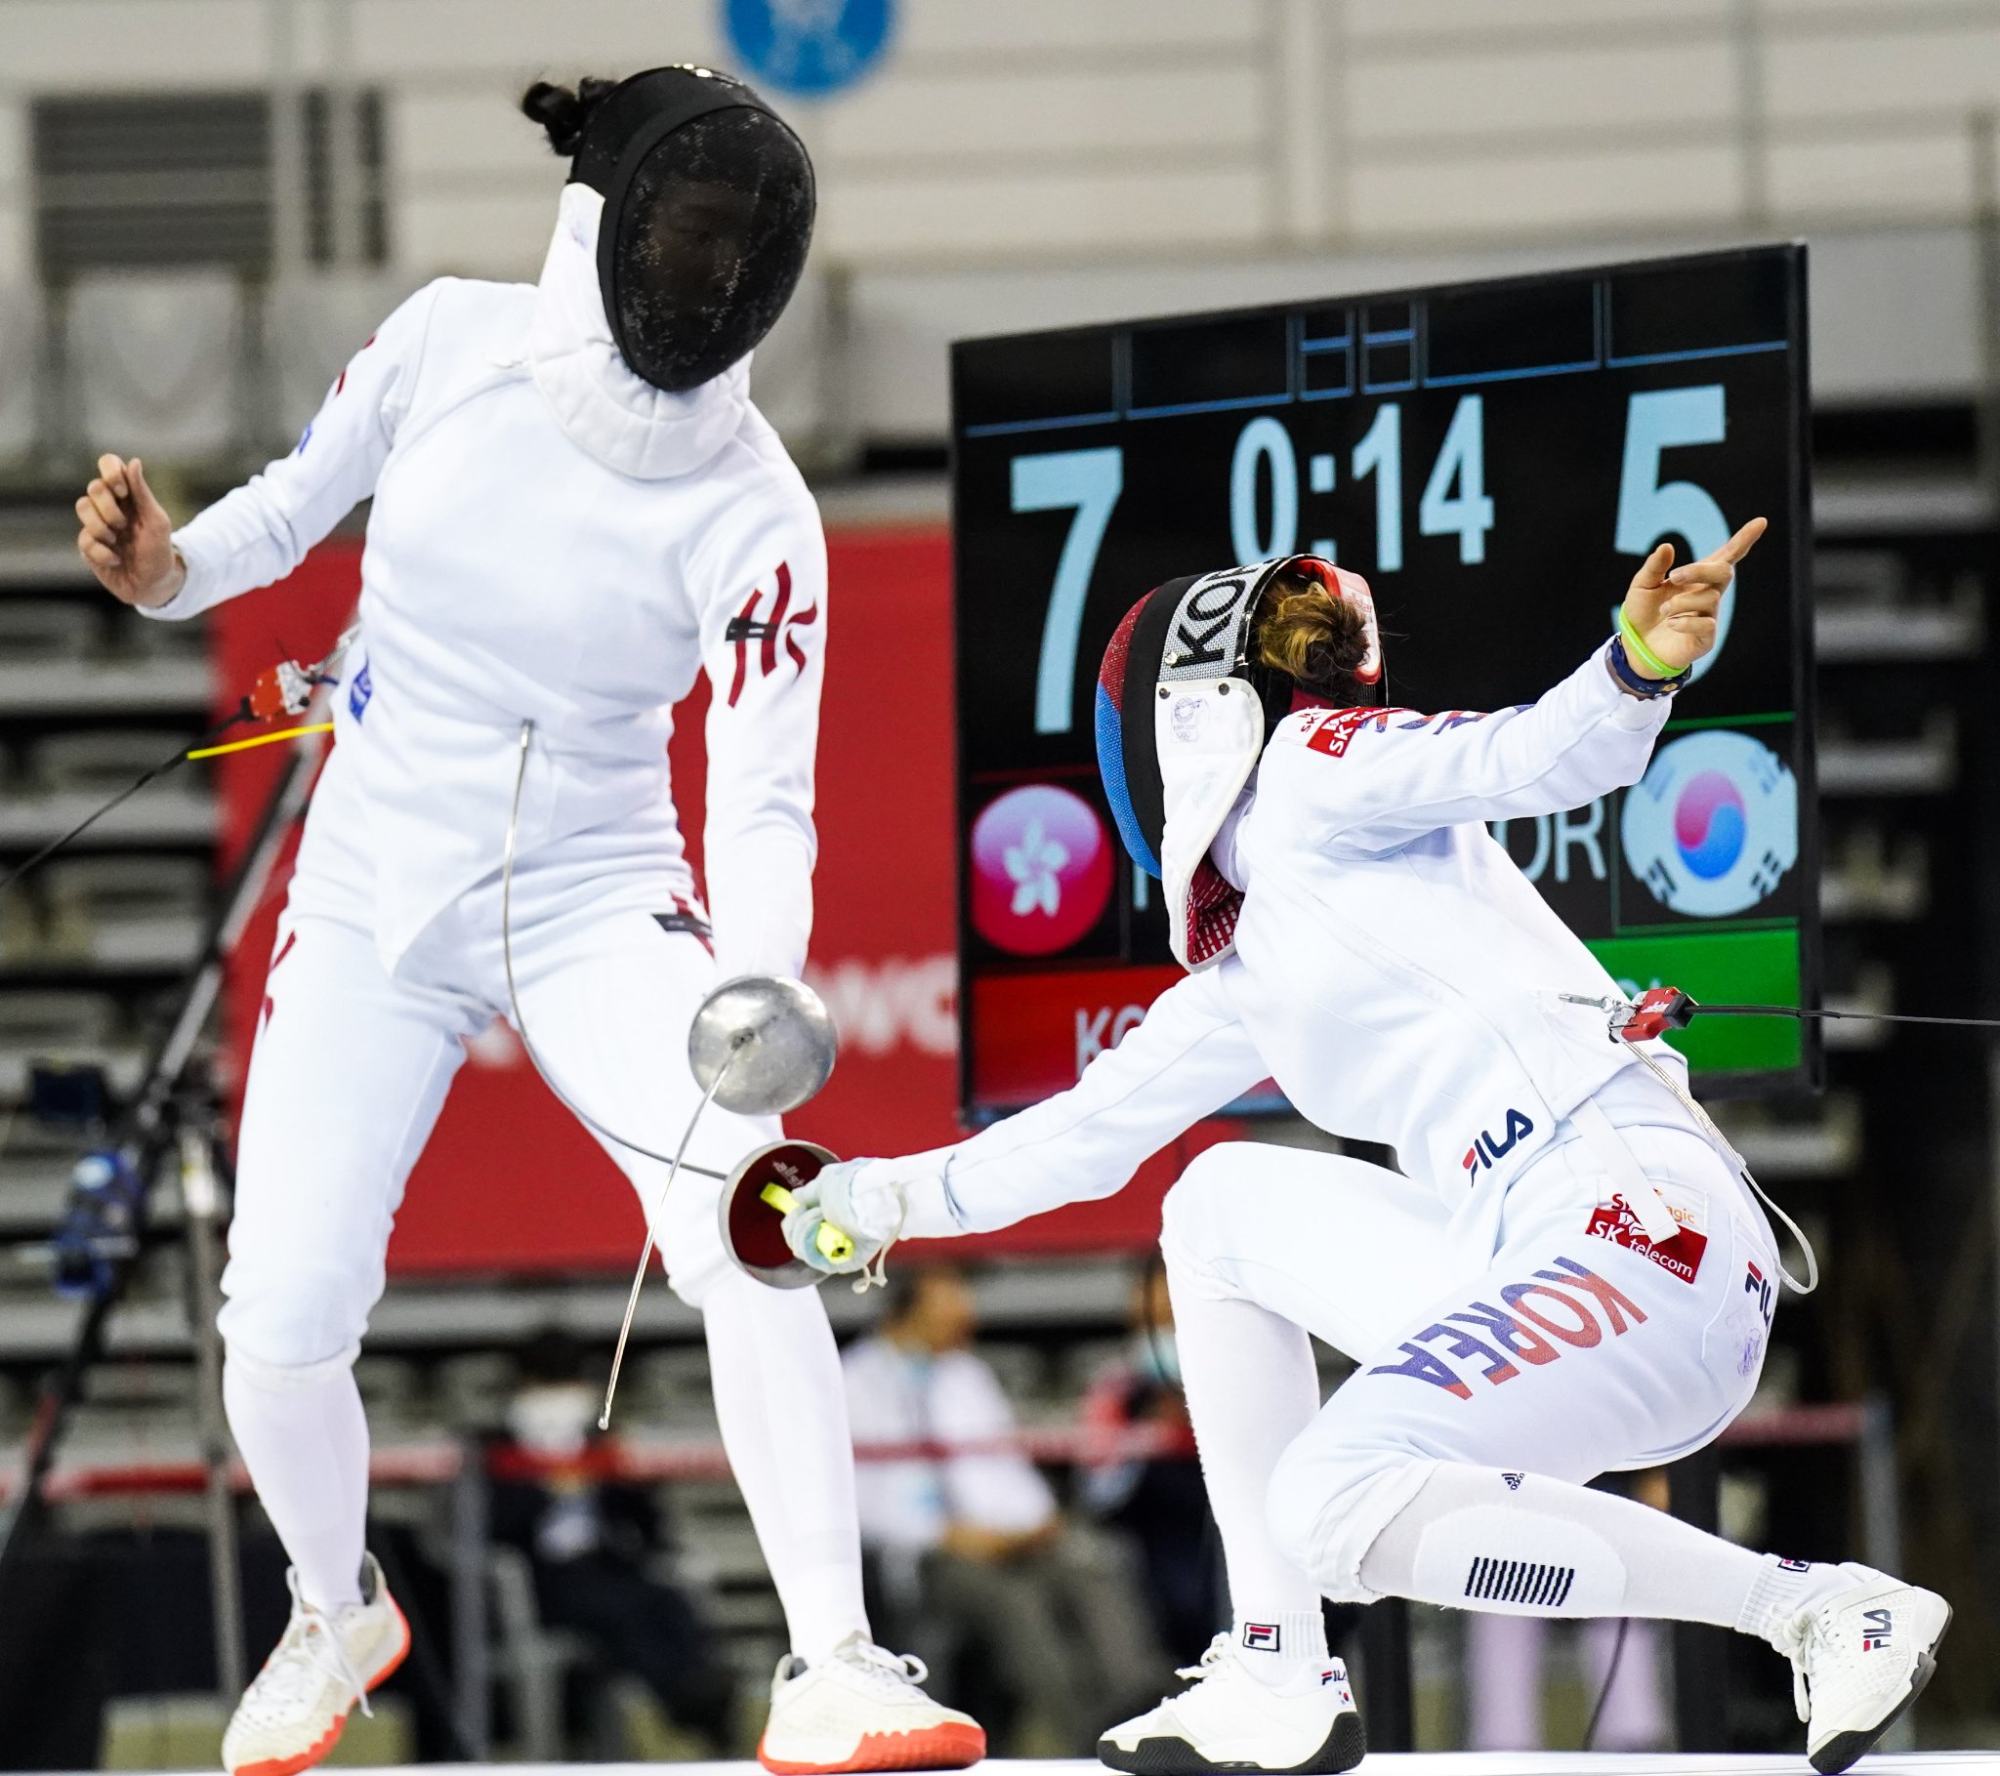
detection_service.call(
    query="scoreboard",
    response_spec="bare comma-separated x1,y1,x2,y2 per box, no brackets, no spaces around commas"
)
950,246,1819,1120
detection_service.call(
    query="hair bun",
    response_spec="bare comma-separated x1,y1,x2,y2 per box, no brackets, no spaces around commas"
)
1256,577,1371,701
1303,614,1371,683
521,78,619,157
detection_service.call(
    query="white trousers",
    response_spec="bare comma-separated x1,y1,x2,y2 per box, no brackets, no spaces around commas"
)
219,779,869,1652
1160,1121,1780,1606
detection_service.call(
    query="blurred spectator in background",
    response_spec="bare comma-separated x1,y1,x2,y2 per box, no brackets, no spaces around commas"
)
1464,1469,1671,1752
488,1334,738,1756
843,1267,1163,1754
1079,1266,1224,1664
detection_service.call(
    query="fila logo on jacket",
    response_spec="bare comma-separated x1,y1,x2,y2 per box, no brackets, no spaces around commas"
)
1462,1107,1536,1179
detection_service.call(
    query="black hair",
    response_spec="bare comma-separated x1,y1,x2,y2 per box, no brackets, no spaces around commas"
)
519,76,621,158
879,1263,966,1328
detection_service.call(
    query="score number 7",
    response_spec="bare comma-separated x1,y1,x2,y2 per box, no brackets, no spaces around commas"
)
1013,447,1123,733
1615,385,1733,684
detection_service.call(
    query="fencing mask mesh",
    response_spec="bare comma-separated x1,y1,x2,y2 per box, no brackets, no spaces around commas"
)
572,67,815,394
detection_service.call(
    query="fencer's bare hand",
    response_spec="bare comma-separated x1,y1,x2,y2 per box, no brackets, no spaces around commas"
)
1619,516,1767,677
75,454,183,609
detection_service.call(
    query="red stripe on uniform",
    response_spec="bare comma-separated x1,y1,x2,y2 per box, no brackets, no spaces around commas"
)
728,592,759,708
761,564,792,678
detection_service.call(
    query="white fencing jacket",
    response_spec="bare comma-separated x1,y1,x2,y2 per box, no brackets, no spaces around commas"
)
861,651,1701,1245
141,185,827,982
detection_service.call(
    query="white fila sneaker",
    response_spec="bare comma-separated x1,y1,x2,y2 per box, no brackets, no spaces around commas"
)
1098,1634,1365,1774
220,1554,410,1776
758,1634,986,1773
1775,1562,1952,1774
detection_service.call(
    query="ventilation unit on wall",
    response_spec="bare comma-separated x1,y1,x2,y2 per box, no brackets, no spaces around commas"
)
31,89,386,279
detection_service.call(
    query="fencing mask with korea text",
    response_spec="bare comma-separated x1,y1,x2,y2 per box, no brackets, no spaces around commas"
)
564,65,815,394
1094,555,1383,969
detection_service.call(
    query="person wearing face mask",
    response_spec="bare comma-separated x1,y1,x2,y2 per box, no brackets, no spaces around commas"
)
71,65,980,1776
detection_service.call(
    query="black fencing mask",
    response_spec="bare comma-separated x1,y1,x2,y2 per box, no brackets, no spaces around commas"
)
569,65,815,394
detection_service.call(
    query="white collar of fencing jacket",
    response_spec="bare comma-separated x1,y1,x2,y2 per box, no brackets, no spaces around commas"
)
526,182,753,481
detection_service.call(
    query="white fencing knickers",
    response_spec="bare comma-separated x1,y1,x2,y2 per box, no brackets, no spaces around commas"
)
1159,1112,1781,1628
218,777,869,1652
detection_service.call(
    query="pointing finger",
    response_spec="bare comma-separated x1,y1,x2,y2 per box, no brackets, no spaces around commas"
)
96,453,130,500
1709,515,1768,565
1666,560,1735,590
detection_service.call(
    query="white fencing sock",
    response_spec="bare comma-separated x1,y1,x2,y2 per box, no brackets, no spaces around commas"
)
1165,1257,1329,1684
223,1353,369,1611
1736,1555,1859,1647
1359,1462,1785,1632
702,1272,870,1660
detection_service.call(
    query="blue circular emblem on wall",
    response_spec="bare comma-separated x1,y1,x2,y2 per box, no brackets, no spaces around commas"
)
723,0,895,96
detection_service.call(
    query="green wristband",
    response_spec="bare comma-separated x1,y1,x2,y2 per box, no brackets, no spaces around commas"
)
1617,608,1680,680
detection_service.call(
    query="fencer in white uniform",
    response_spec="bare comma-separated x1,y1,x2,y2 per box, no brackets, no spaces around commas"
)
72,66,980,1776
783,540,1949,1776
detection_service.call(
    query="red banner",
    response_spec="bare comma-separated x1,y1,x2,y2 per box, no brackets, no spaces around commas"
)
210,527,1221,1273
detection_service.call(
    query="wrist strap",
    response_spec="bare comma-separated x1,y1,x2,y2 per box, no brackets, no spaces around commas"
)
1606,635,1687,698
1617,607,1680,679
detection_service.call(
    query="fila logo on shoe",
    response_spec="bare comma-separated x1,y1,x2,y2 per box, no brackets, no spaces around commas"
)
1241,1623,1280,1652
1502,1472,1524,1491
1320,1672,1355,1707
1462,1109,1535,1179
1861,1607,1894,1651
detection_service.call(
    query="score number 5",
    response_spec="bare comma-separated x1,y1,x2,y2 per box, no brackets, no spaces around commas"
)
1615,385,1733,683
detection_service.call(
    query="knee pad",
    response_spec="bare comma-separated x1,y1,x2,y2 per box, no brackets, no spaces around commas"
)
656,1172,731,1310
1266,1437,1436,1603
222,1338,359,1392
217,1265,372,1376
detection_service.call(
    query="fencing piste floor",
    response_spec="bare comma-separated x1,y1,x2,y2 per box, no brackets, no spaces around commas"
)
29,1757,2000,1775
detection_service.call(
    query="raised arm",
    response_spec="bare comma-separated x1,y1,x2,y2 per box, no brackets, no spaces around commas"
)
1278,518,1767,846
694,484,827,984
75,282,442,621
793,961,1268,1258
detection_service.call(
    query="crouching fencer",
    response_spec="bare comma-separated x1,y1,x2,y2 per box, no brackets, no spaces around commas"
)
779,534,1949,1775
73,66,980,1776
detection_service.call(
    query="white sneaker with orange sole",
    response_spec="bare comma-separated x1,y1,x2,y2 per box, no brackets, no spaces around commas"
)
220,1553,410,1776
759,1634,986,1773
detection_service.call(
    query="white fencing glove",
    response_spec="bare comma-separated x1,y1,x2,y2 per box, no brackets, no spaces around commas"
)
779,1158,908,1288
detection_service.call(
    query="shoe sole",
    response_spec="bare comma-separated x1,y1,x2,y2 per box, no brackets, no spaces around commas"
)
228,1602,412,1776
1098,1710,1366,1775
759,1720,988,1774
1809,1602,1952,1776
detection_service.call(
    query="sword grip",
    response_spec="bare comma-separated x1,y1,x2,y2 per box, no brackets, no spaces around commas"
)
759,1182,857,1264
